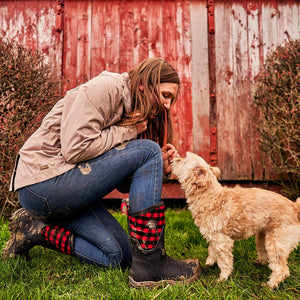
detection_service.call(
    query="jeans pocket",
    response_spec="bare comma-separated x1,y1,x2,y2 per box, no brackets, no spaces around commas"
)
18,187,52,220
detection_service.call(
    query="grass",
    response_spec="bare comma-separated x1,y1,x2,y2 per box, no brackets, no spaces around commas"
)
0,208,299,300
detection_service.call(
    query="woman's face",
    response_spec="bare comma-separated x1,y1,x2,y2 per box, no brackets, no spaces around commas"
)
158,82,178,110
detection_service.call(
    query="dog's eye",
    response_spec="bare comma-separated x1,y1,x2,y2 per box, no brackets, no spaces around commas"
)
196,169,205,176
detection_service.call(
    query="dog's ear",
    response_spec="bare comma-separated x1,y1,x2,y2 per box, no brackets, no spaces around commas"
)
210,166,221,178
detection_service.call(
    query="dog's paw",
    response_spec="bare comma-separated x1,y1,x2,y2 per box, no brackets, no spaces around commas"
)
216,277,228,284
218,274,230,282
205,263,218,270
253,259,267,267
262,281,277,290
205,257,216,266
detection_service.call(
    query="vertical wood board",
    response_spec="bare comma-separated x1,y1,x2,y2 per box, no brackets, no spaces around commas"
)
190,0,210,162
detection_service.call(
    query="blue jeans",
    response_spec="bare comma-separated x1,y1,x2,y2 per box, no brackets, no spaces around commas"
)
18,139,163,268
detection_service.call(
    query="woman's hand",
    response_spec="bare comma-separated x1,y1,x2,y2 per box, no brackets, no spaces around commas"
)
136,120,148,135
161,143,179,175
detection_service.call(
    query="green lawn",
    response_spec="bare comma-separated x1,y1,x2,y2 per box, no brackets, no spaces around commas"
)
0,209,299,300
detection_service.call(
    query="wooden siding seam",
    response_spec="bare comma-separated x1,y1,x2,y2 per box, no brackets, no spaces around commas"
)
207,0,218,167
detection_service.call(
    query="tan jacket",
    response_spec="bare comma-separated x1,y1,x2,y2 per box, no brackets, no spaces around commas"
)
10,71,137,191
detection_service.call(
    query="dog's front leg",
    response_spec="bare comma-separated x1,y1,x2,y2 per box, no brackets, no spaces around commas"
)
212,234,234,282
206,243,217,266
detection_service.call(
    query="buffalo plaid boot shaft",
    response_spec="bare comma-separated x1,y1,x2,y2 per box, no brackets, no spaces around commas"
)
128,201,200,288
41,225,74,256
2,208,74,259
128,202,165,250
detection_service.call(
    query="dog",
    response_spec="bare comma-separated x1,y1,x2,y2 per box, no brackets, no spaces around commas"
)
172,152,300,289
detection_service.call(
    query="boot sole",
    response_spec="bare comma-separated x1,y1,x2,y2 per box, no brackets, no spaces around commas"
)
2,208,29,259
129,260,201,288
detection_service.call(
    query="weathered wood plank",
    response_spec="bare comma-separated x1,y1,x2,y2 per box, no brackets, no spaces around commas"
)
105,0,120,72
148,0,163,58
162,1,180,150
215,0,236,179
260,1,279,180
175,0,184,153
90,0,106,77
261,1,278,58
120,0,135,72
190,0,210,162
246,1,264,180
277,1,300,42
176,0,194,155
35,0,63,88
5,1,25,44
77,0,92,84
24,0,38,51
231,2,252,180
63,0,79,91
119,0,149,71
133,0,148,64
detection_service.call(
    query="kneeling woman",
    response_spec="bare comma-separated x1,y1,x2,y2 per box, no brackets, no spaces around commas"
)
3,58,200,288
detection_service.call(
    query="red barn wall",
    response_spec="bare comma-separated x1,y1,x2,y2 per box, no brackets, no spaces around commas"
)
1,0,299,197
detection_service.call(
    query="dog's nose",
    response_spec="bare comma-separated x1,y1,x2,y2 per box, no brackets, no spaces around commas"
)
172,156,182,162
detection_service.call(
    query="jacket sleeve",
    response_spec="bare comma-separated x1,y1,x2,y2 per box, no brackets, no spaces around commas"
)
60,76,137,164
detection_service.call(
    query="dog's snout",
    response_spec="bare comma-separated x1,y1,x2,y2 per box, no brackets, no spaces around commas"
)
173,157,182,162
171,157,182,166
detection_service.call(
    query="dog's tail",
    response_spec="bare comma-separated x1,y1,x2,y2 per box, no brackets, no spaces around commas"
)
296,198,300,221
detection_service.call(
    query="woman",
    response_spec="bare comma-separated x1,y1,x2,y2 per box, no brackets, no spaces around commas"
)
3,58,200,288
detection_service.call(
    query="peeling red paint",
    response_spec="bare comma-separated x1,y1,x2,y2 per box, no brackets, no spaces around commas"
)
225,68,233,85
246,3,258,12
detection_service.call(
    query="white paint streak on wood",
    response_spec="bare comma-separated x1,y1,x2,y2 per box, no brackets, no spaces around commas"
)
190,0,210,161
246,1,263,180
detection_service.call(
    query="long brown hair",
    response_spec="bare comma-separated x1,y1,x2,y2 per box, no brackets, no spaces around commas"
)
118,58,180,146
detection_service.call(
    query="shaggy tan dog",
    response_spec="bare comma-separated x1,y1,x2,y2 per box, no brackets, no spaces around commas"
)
172,152,300,289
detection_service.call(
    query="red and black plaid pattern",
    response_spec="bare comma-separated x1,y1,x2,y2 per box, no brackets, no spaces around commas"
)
128,203,165,250
41,225,73,256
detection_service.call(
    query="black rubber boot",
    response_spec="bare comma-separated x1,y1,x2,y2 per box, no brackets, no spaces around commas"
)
128,202,200,288
2,208,74,259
